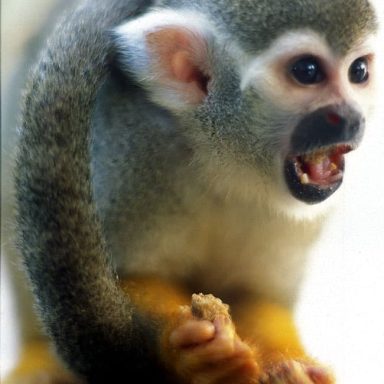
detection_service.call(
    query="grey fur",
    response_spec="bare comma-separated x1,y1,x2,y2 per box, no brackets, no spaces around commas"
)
14,0,377,382
163,0,378,53
15,0,166,381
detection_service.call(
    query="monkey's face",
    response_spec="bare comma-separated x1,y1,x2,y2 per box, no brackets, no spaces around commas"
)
234,30,378,206
185,28,378,215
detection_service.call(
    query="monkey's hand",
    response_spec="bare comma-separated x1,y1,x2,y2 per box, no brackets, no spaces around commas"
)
260,360,334,384
165,294,260,384
233,301,335,384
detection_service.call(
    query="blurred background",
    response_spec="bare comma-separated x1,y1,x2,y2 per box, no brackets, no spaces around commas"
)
1,1,384,383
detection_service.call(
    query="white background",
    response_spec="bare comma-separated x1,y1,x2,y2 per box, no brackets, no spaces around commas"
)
1,1,384,382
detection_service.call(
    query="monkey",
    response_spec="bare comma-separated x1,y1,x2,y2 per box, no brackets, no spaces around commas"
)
3,0,380,383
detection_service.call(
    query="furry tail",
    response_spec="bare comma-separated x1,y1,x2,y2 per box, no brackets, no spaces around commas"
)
15,0,162,381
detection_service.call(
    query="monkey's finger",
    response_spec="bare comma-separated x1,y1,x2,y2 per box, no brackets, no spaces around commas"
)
191,356,260,384
201,315,238,359
260,360,334,384
178,316,254,369
170,319,216,347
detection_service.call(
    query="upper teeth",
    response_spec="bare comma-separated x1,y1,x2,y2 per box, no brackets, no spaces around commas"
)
303,150,327,164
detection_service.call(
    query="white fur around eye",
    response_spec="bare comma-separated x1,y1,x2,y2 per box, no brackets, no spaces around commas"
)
240,30,331,91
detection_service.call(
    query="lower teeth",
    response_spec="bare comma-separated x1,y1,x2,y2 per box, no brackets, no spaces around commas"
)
300,173,310,185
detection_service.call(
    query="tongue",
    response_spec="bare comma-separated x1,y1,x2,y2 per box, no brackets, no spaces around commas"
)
305,154,342,185
306,156,334,183
299,145,351,185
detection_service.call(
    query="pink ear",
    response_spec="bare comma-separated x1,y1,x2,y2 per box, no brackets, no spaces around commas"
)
145,26,211,105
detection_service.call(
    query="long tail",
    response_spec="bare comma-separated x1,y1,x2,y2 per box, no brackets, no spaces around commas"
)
14,0,162,381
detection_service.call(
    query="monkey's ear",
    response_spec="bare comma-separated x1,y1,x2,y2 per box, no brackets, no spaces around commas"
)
113,9,213,110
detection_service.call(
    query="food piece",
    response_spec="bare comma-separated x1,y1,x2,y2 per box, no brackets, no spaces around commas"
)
190,293,231,321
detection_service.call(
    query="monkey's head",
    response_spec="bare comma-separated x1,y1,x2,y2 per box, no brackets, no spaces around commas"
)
114,0,379,217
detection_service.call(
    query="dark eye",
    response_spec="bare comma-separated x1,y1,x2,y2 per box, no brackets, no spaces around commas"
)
290,56,325,85
349,57,369,84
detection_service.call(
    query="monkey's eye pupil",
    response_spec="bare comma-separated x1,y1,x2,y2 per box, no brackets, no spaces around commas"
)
349,57,369,84
290,56,324,85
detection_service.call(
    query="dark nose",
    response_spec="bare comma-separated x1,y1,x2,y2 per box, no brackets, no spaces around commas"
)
290,104,365,153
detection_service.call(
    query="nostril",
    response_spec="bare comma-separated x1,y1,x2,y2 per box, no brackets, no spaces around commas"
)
326,112,342,125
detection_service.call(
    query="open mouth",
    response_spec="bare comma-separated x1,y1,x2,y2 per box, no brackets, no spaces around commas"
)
284,144,353,204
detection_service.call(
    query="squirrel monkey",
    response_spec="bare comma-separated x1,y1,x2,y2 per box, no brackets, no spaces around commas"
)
4,0,379,383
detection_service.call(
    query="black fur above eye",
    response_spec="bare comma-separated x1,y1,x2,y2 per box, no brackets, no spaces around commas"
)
349,57,369,84
290,56,325,85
